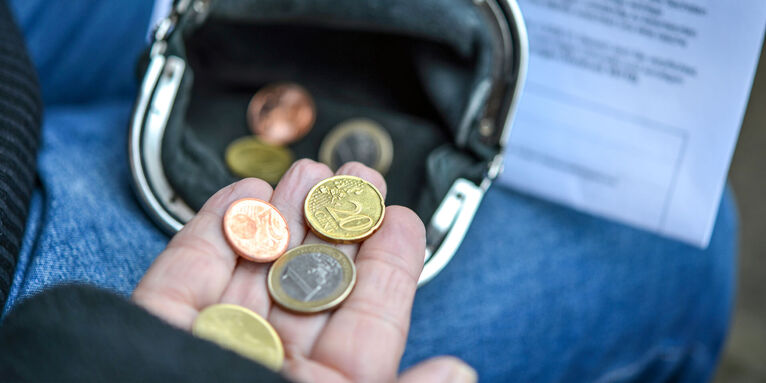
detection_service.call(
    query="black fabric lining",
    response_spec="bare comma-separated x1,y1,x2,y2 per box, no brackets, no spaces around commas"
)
212,0,484,58
0,1,42,308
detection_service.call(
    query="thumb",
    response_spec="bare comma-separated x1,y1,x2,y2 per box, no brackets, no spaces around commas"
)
398,356,478,383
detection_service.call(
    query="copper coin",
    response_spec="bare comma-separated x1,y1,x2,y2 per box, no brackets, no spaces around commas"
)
247,83,316,145
223,198,290,262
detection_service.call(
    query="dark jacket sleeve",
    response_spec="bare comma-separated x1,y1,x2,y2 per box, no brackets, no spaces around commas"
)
0,0,43,308
0,284,291,382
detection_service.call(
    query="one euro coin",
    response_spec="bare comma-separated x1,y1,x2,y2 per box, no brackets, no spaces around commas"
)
319,118,393,175
268,244,356,313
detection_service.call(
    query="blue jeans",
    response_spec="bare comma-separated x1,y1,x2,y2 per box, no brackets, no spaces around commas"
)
5,1,738,382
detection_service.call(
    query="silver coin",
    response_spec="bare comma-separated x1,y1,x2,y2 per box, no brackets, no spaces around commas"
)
319,118,393,174
332,131,380,169
267,244,356,313
280,252,343,302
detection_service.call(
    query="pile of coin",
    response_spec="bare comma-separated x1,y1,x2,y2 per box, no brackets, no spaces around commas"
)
193,174,385,368
225,83,313,185
225,82,395,186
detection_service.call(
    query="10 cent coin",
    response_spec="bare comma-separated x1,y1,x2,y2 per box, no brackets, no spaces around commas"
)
223,198,289,262
304,175,385,243
225,136,293,185
192,304,284,370
268,244,356,313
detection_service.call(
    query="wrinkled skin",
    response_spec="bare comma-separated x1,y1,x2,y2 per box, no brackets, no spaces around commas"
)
133,160,476,383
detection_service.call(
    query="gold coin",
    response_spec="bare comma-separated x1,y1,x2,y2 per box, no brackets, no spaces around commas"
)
192,304,284,370
319,118,393,175
225,136,293,185
304,175,385,243
268,244,356,313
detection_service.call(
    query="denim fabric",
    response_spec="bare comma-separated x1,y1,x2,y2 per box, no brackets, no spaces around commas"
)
8,0,154,105
4,1,738,382
5,102,168,301
403,187,736,382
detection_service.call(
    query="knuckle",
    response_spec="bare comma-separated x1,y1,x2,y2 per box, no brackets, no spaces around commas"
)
290,159,333,180
337,161,374,176
387,205,426,241
345,298,409,344
208,177,272,210
231,177,272,196
361,248,421,286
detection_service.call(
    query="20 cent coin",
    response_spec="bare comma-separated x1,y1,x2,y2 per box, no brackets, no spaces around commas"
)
223,198,289,262
268,244,356,313
193,304,284,370
304,175,385,243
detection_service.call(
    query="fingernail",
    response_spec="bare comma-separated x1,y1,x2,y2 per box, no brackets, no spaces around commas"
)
449,362,478,383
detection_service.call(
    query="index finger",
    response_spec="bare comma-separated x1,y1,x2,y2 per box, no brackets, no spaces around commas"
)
308,205,426,382
133,178,274,329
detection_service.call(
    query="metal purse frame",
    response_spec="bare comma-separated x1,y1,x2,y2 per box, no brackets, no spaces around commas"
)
128,0,528,286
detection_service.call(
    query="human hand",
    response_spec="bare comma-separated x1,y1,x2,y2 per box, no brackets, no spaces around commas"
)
133,160,477,383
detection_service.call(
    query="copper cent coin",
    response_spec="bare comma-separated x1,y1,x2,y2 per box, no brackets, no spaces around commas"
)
247,83,316,145
223,198,289,262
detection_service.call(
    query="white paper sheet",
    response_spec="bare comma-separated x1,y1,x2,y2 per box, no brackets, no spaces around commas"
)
501,0,766,247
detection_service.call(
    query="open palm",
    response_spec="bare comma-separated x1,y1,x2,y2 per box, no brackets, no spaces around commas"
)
132,160,475,383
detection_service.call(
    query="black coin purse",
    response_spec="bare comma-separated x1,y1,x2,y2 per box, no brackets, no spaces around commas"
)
129,0,528,285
